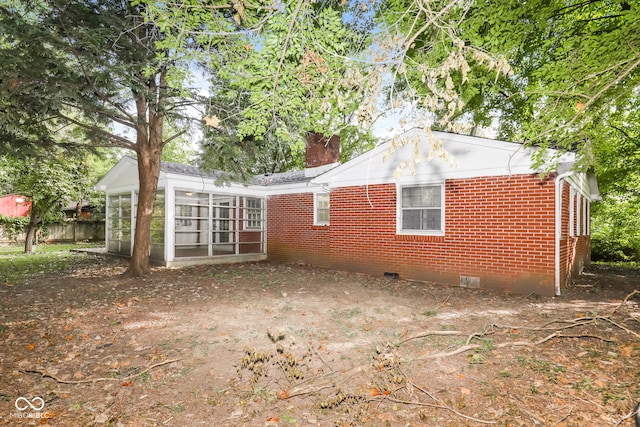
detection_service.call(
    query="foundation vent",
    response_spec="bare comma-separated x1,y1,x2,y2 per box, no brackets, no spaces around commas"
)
460,275,480,288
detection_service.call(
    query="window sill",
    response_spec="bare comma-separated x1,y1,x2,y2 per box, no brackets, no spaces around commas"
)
395,233,445,242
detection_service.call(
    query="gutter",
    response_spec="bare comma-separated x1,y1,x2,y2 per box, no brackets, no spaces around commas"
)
554,169,576,296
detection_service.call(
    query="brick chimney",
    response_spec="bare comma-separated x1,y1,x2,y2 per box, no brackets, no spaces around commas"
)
305,131,341,169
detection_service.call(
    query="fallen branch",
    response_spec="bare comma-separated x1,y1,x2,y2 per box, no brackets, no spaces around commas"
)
285,365,371,398
612,290,640,314
396,329,463,345
21,358,182,384
399,380,497,425
418,331,613,360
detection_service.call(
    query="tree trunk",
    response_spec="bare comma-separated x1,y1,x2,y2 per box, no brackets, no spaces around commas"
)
125,71,165,277
127,146,161,276
24,206,39,254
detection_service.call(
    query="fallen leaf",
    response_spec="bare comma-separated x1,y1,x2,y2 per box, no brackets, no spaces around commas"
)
121,381,132,387
65,335,73,341
460,387,471,395
267,416,279,422
620,345,633,358
27,343,35,351
277,390,289,399
377,412,394,421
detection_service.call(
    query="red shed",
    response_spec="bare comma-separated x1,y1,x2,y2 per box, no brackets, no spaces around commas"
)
0,194,31,217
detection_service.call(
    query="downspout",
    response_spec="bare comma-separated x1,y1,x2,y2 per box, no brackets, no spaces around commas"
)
554,171,576,296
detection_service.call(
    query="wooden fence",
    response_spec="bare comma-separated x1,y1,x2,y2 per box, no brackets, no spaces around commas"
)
0,221,105,244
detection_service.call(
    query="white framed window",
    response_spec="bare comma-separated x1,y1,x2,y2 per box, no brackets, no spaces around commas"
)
244,197,263,229
314,193,330,225
397,183,444,235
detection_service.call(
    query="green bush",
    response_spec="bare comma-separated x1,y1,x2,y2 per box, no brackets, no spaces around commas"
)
591,195,640,262
0,214,29,241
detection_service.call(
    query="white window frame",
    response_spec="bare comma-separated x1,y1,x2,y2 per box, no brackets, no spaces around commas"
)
396,183,445,236
584,199,590,236
314,192,330,226
576,194,582,237
243,197,263,230
569,187,575,237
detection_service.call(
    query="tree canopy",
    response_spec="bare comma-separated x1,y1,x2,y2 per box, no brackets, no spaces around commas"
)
0,0,207,274
2,0,638,265
0,150,85,253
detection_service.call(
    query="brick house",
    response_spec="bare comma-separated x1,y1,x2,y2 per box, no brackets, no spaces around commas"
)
96,129,600,296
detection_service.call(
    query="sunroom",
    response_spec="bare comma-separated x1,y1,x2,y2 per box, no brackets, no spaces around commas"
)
95,157,268,267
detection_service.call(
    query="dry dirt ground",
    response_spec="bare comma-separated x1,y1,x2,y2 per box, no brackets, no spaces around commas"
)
1,255,639,427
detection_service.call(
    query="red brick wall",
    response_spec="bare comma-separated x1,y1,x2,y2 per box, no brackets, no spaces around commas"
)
238,231,263,254
268,174,563,295
267,193,330,266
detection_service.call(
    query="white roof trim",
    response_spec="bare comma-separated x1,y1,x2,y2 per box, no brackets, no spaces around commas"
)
311,129,575,188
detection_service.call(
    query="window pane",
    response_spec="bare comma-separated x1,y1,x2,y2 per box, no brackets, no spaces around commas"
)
402,186,441,208
423,209,441,230
402,210,421,229
317,193,329,208
245,197,263,229
317,209,329,223
423,186,441,207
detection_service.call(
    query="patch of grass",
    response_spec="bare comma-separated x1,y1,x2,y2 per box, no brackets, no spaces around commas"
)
333,307,362,319
421,310,437,317
280,414,297,424
0,243,102,283
476,339,495,353
516,356,565,375
468,353,484,365
594,261,640,269
0,242,101,255
69,401,84,411
170,403,185,414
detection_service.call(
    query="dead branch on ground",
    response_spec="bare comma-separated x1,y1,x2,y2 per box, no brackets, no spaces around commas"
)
21,358,182,384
